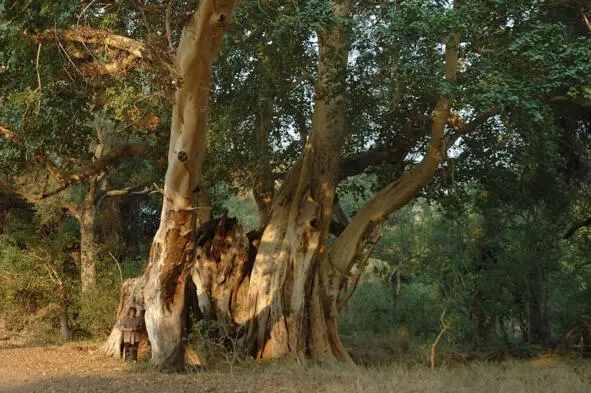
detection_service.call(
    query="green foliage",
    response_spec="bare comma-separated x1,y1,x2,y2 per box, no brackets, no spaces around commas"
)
0,211,77,336
340,279,440,340
341,188,591,352
0,210,121,339
77,277,120,335
186,318,249,369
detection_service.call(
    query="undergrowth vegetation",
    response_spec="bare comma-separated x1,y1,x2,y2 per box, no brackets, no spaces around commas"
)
2,191,591,364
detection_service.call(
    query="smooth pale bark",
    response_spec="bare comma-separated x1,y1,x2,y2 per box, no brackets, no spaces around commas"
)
141,0,238,371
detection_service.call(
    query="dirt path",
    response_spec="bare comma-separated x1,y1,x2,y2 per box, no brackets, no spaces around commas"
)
1,344,590,393
0,344,126,392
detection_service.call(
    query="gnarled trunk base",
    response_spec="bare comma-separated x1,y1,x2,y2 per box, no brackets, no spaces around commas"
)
101,275,148,358
105,208,357,366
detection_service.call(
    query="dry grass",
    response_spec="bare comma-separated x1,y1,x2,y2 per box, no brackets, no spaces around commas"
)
0,344,590,393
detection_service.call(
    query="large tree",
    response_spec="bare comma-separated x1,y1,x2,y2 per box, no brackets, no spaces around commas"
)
2,0,590,370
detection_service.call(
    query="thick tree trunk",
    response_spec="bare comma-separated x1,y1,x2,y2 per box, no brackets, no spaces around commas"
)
107,0,462,369
80,179,98,292
141,0,238,371
242,0,353,361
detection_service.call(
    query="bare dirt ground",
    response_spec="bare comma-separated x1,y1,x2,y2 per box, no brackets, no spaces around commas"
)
1,342,590,393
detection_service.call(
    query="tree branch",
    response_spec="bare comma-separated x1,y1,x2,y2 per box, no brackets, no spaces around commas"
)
583,11,591,32
563,217,591,240
34,26,175,77
446,107,497,151
330,26,461,276
62,202,83,221
549,95,591,109
339,148,402,180
96,183,157,207
39,144,147,199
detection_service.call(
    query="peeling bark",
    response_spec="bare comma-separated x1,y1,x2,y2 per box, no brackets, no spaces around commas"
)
191,214,252,325
141,0,238,371
243,0,353,362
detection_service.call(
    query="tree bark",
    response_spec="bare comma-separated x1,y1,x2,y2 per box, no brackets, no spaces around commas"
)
243,0,353,361
141,0,238,371
80,178,98,292
106,0,466,368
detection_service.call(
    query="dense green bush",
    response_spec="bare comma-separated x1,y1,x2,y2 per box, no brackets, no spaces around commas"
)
0,210,123,341
340,279,440,339
339,198,591,355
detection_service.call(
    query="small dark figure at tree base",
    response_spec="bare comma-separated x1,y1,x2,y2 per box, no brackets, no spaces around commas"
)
120,307,142,362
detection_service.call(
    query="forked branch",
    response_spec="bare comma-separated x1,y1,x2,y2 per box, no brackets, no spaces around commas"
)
34,26,175,77
330,27,462,276
446,107,497,151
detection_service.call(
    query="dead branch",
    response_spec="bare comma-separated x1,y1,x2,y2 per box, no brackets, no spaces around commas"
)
108,251,124,286
339,148,403,179
35,42,42,92
430,308,449,370
97,183,157,207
